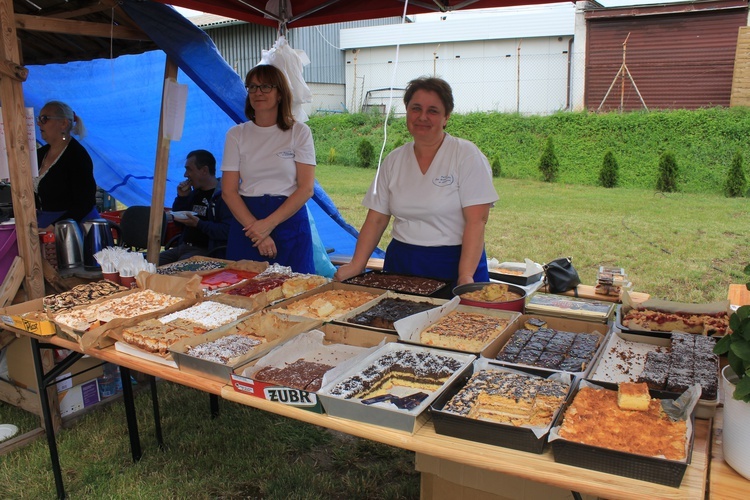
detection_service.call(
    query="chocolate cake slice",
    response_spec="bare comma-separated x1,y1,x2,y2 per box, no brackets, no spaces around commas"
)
346,297,437,330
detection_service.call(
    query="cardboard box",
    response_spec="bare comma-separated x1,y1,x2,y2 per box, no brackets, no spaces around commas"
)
170,311,321,383
0,298,57,336
3,336,103,393
58,379,101,417
229,323,397,413
267,281,385,321
394,296,521,356
416,453,598,500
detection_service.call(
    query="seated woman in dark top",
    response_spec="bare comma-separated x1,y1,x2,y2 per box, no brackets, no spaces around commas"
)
35,100,98,229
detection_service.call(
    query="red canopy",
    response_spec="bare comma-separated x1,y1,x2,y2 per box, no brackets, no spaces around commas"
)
159,0,567,28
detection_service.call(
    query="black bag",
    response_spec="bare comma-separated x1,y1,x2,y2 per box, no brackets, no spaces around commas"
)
544,257,581,293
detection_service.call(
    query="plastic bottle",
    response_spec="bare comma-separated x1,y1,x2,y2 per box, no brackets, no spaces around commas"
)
98,363,118,399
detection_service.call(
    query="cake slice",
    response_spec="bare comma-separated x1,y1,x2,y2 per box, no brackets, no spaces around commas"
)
617,382,651,411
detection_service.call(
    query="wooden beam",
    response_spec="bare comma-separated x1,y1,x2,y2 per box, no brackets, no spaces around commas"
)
0,256,24,307
147,58,178,263
0,58,27,82
15,14,149,41
0,0,45,301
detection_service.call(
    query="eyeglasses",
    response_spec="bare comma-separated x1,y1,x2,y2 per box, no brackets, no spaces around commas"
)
246,84,277,94
36,115,65,125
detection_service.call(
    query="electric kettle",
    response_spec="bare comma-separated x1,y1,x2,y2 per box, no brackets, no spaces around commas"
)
83,219,116,270
54,219,84,269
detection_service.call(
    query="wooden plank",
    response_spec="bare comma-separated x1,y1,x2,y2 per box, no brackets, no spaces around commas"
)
0,427,44,456
0,256,25,307
727,283,750,307
710,410,750,499
0,0,45,300
146,58,179,264
539,284,650,304
14,14,148,41
730,26,750,107
329,254,385,271
0,377,41,415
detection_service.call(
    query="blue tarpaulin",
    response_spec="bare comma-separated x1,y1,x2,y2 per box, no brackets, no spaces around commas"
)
23,0,382,260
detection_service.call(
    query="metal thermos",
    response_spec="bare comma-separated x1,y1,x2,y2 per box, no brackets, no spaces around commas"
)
54,219,84,269
83,219,115,270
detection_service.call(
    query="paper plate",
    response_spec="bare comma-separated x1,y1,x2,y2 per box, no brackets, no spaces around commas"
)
0,424,19,441
172,211,197,220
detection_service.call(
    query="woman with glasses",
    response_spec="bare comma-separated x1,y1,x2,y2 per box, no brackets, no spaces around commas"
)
221,64,316,273
334,77,498,287
35,100,98,229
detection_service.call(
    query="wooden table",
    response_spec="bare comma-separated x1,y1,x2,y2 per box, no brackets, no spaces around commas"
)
6,324,713,500
727,283,750,307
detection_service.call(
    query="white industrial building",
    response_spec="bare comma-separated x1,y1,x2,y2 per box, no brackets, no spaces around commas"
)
339,3,583,115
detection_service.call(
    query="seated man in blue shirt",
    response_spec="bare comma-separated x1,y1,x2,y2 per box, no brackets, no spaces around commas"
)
159,150,233,266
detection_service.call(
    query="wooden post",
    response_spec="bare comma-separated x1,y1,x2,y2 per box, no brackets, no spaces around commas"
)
0,0,60,432
146,57,178,264
0,0,44,300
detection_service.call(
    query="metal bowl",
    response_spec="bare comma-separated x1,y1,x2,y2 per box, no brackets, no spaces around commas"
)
453,282,526,312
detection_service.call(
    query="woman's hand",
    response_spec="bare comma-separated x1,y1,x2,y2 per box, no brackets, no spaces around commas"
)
333,262,364,282
244,218,276,246
456,275,475,286
255,235,277,259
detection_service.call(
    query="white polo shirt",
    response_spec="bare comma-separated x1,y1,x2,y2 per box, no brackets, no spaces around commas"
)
363,134,498,247
221,121,316,197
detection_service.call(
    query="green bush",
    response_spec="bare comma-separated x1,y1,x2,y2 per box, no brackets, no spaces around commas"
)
724,151,747,198
327,147,337,165
599,150,619,188
308,108,750,193
357,139,375,168
491,157,501,177
538,136,559,182
656,151,678,193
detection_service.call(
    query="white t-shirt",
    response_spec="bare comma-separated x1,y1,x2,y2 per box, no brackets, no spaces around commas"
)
221,121,316,197
363,134,499,246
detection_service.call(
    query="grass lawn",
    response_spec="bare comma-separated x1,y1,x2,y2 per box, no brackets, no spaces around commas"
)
1,164,748,497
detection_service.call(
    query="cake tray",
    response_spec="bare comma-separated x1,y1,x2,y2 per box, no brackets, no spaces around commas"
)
588,329,718,419
430,360,572,454
525,292,615,324
488,261,543,286
342,271,452,299
549,379,695,488
481,314,611,378
169,312,321,383
317,342,475,434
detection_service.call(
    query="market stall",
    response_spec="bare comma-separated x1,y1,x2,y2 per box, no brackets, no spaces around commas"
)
0,260,744,499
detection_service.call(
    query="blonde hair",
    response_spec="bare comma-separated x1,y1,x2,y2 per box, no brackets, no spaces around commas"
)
44,100,87,139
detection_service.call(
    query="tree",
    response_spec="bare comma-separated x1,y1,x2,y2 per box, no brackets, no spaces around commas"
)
599,150,618,188
491,157,501,178
724,151,747,198
357,139,374,168
656,151,678,193
538,136,559,182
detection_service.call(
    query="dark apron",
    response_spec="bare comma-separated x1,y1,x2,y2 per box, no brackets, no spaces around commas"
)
383,238,489,288
226,195,315,274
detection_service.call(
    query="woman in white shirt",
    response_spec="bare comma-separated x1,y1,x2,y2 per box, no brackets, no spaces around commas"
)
221,64,316,273
334,77,498,286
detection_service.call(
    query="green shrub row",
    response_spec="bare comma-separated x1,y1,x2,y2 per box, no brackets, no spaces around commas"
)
308,108,750,195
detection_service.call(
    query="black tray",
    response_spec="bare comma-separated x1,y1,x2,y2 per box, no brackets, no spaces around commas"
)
430,365,570,454
550,379,694,487
489,270,543,286
343,271,452,299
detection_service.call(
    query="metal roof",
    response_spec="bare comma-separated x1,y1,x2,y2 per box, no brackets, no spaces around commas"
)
339,3,576,49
